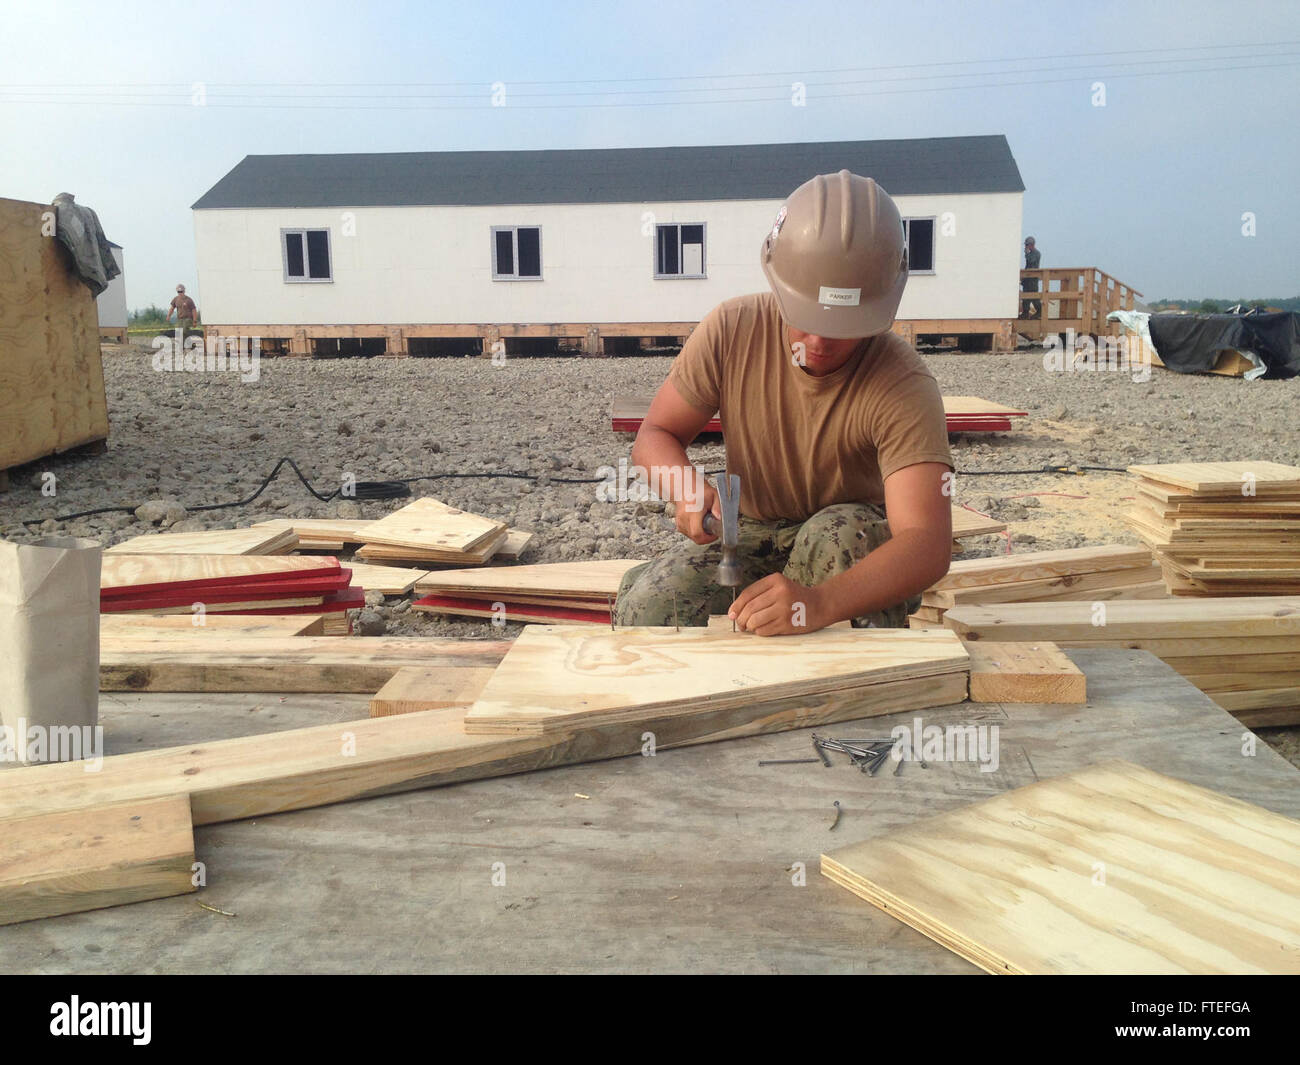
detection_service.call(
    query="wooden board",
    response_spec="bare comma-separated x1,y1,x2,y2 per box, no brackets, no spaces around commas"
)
925,563,1161,608
99,635,511,693
100,553,339,596
342,563,430,595
496,529,534,561
254,518,533,559
0,197,109,473
928,545,1152,592
100,613,323,638
965,642,1086,703
413,559,644,598
822,761,1300,974
355,525,508,565
369,666,497,717
942,597,1300,642
107,527,298,556
362,497,505,554
463,626,970,735
413,595,610,626
1127,461,1300,494
0,795,195,926
950,507,1006,538
0,671,967,829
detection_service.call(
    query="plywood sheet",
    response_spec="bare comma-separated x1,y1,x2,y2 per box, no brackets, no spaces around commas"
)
822,761,1300,974
1128,461,1300,494
362,497,505,554
950,507,1006,538
464,625,969,735
0,795,195,926
101,553,339,597
413,595,610,626
343,563,430,595
107,527,298,556
413,559,644,598
355,525,507,565
926,563,1161,608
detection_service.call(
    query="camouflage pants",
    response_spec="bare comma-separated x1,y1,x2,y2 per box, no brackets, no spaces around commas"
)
614,502,917,629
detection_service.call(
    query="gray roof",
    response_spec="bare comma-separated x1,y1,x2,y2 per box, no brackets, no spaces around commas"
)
192,136,1023,209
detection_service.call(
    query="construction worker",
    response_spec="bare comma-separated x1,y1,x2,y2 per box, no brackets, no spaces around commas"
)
1020,237,1041,319
615,170,953,636
166,284,200,335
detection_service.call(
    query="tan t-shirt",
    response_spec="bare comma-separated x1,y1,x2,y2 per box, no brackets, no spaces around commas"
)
668,291,953,522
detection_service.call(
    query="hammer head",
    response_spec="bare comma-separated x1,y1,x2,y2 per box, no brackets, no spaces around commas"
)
713,473,741,587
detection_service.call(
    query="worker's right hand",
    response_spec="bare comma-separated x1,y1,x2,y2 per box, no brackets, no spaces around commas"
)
675,480,721,544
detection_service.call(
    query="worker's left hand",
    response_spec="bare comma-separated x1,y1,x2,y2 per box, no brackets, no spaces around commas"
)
729,574,832,636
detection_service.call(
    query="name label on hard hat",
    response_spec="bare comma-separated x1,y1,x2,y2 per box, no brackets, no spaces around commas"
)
818,286,861,306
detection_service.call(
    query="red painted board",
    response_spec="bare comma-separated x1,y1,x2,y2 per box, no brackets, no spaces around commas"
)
224,586,366,616
101,557,342,598
100,570,354,612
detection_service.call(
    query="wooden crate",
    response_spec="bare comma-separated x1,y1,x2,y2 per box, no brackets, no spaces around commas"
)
0,197,110,482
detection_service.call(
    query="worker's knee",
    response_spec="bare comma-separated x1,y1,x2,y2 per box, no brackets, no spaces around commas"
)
613,554,726,627
784,503,891,584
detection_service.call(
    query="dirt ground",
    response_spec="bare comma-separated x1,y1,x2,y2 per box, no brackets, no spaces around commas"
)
4,340,1297,765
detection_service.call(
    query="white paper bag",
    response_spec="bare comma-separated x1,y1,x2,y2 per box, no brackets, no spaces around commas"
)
0,537,101,762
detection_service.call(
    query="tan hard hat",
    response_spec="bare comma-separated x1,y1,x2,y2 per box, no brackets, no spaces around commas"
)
760,170,908,338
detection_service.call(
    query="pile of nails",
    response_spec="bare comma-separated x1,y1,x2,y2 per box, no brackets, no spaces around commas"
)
811,733,927,777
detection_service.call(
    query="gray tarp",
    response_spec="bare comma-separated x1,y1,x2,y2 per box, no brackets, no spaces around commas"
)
52,192,120,297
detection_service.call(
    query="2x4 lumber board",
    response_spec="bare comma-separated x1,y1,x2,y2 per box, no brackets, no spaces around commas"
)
928,545,1152,592
1184,671,1300,694
0,671,968,828
1036,634,1300,657
1209,687,1300,712
101,554,339,596
0,795,196,926
1232,706,1300,728
942,597,1300,642
821,761,1300,974
363,498,505,555
100,614,324,638
1167,651,1300,674
413,559,645,598
463,625,970,736
925,563,1162,608
369,666,498,717
106,527,298,556
0,197,109,471
99,636,511,693
1127,461,1300,494
964,642,1086,703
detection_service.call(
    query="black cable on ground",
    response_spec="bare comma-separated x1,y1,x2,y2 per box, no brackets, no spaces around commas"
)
12,458,1130,526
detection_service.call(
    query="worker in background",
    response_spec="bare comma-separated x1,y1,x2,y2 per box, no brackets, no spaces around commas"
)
1020,237,1042,319
166,284,200,336
615,170,953,636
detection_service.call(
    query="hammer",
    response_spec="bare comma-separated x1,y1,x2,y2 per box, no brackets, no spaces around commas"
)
702,473,741,627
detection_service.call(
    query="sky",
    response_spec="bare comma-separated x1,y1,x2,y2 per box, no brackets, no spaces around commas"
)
2,0,1296,311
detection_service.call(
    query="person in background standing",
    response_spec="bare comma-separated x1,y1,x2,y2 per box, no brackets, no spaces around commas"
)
166,284,200,336
1020,237,1041,319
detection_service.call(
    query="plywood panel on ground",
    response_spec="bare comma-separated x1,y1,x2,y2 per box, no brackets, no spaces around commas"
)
822,761,1300,974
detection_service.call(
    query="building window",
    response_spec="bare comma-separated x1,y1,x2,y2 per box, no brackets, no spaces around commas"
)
492,226,542,280
902,218,935,274
655,223,706,278
282,228,332,282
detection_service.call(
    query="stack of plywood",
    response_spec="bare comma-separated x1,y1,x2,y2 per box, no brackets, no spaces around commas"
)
0,197,109,488
107,527,299,556
411,559,644,625
940,596,1300,726
100,554,363,633
1125,461,1300,596
910,545,1165,628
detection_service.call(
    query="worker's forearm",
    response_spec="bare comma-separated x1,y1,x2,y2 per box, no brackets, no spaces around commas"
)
632,426,701,504
811,528,951,624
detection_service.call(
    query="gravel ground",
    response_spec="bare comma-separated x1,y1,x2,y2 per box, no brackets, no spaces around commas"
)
4,341,1298,764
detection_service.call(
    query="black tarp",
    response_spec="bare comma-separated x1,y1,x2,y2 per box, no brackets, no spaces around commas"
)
1148,311,1300,379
